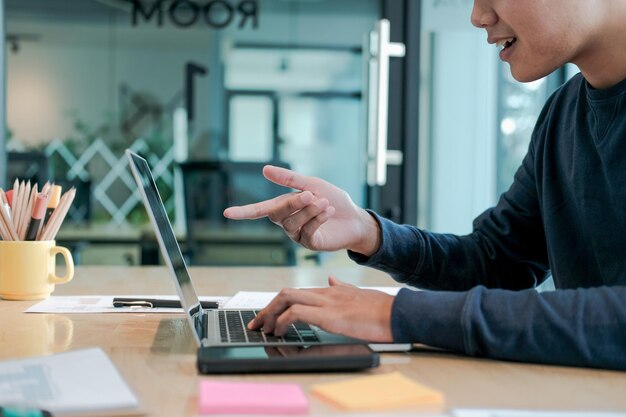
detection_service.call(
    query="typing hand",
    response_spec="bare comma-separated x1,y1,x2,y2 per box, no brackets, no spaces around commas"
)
247,276,394,343
223,165,381,255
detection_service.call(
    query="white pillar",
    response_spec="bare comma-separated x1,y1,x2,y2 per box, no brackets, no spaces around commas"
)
173,107,188,236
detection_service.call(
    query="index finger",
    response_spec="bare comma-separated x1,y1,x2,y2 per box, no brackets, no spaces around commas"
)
224,192,313,220
263,165,318,192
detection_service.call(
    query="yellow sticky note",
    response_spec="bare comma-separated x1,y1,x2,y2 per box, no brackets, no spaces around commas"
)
311,371,444,411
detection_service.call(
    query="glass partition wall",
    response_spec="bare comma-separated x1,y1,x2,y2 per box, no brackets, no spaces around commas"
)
3,0,416,266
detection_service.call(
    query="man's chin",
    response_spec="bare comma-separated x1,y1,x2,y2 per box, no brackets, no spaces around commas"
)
509,64,556,84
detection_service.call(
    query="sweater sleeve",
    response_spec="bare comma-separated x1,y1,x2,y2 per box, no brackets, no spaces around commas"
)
348,134,550,291
391,285,626,370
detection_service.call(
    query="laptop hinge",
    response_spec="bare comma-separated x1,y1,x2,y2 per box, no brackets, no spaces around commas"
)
193,308,207,340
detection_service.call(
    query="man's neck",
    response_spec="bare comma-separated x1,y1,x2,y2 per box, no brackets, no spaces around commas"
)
577,6,626,89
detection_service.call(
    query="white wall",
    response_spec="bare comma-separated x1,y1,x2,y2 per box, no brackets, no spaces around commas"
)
6,4,378,148
426,30,498,234
6,21,214,146
419,0,500,234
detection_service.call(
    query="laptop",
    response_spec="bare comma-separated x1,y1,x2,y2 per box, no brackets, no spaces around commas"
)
126,149,364,348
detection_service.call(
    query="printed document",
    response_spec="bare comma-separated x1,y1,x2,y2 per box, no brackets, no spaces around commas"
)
0,347,139,416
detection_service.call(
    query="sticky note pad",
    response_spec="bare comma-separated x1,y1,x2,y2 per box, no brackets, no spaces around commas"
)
198,379,309,415
311,371,444,411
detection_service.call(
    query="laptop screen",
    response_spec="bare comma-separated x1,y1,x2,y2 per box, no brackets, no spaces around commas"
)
126,150,202,345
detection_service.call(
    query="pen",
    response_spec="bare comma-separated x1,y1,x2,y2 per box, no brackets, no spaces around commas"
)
0,406,53,417
44,185,62,226
112,297,219,309
25,193,48,241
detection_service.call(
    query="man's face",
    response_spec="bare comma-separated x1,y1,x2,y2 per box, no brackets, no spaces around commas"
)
471,0,594,82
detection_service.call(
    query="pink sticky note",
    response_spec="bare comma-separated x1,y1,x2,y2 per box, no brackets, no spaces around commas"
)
198,379,309,415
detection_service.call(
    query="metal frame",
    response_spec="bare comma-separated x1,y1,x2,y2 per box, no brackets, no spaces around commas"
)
371,0,420,225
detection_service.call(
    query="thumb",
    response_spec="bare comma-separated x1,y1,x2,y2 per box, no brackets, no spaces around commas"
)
328,275,354,287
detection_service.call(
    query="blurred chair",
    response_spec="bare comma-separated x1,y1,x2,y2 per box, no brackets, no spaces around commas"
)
179,160,296,266
6,151,50,185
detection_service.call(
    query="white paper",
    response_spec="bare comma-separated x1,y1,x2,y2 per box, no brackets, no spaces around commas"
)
0,348,139,416
453,410,626,417
25,295,230,314
223,287,402,309
223,291,278,309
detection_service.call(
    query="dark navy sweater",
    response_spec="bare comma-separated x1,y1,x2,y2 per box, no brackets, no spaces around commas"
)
350,73,626,370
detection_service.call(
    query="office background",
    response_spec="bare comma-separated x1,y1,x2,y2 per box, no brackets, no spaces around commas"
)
0,0,579,267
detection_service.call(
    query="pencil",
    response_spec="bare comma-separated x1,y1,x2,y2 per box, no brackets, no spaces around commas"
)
40,188,76,241
17,181,29,238
9,180,18,220
0,189,10,223
20,184,37,240
16,181,32,240
0,213,11,240
0,199,18,241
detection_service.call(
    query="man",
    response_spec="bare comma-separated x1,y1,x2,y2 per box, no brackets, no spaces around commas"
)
224,0,626,370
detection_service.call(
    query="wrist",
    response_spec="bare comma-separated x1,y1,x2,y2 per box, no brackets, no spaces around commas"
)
348,209,381,257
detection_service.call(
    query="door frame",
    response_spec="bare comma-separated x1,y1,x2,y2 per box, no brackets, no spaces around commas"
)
367,0,421,225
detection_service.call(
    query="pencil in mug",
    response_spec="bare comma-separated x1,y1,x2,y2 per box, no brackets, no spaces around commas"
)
12,181,25,237
0,190,10,240
15,182,26,239
0,213,11,240
0,189,10,222
15,181,32,239
20,183,38,240
40,188,76,242
0,196,18,241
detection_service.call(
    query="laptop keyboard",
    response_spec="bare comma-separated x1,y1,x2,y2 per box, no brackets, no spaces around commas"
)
218,310,320,344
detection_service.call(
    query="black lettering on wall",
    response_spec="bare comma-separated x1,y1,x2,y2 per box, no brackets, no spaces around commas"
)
132,0,164,26
169,0,200,27
237,0,258,29
204,1,234,29
131,0,259,29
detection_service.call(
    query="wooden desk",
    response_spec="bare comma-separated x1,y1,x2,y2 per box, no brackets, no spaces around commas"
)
1,266,626,416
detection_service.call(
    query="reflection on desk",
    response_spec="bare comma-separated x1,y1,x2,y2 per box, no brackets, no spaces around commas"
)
2,266,626,417
56,223,295,266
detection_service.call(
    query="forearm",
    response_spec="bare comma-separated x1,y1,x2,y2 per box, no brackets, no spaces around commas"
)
349,210,549,291
392,285,626,370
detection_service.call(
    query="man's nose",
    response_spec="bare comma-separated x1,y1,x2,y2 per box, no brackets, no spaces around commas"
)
470,0,498,28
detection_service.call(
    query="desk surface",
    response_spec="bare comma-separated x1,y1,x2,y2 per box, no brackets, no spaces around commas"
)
1,266,626,416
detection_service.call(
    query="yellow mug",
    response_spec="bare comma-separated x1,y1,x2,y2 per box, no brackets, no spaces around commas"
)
0,240,74,300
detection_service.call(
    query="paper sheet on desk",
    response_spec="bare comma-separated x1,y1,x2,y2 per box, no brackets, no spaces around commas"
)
0,347,139,416
25,295,230,313
223,287,403,309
